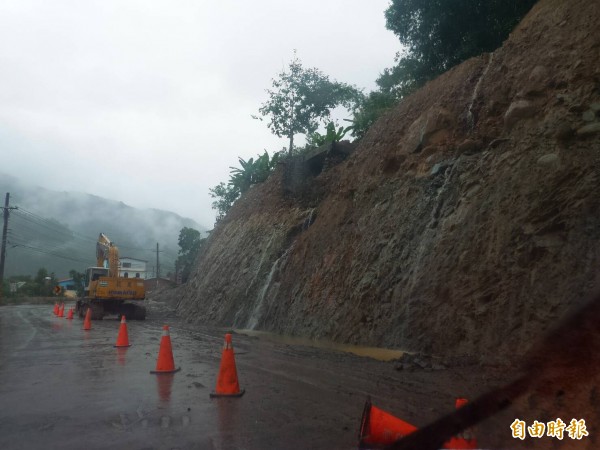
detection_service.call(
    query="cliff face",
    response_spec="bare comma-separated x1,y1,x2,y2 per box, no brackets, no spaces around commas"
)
178,0,600,360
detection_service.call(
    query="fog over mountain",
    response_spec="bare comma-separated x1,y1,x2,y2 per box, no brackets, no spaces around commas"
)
0,173,206,278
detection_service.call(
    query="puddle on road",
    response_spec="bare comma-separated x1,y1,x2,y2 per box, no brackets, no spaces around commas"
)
234,329,404,361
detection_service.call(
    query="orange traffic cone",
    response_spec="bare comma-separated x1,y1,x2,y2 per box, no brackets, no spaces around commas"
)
114,316,131,347
83,307,92,330
53,303,59,316
442,398,478,449
210,333,245,398
58,303,65,317
150,325,180,374
358,397,417,448
66,308,74,320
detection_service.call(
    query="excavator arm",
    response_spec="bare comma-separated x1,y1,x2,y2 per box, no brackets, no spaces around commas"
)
95,233,120,277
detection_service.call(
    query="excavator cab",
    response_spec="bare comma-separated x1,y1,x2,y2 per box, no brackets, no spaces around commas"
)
85,267,109,290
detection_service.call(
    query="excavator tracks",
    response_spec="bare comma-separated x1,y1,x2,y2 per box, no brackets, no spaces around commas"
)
75,299,146,320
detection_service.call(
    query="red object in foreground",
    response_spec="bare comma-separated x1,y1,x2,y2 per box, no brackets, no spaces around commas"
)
114,316,131,347
83,307,92,330
150,325,180,374
358,397,478,449
359,398,418,448
210,333,245,397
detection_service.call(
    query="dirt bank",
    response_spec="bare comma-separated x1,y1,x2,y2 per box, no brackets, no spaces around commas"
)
178,0,600,364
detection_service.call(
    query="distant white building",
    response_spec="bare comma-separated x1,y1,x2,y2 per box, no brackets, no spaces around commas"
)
119,257,148,279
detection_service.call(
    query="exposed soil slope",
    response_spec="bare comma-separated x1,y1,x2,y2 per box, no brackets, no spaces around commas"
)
179,0,600,363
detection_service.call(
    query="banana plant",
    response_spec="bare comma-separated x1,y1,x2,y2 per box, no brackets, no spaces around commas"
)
307,122,351,147
228,150,280,194
229,157,254,193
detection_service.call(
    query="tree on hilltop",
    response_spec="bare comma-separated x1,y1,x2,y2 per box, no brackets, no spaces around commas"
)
382,0,538,94
255,52,361,155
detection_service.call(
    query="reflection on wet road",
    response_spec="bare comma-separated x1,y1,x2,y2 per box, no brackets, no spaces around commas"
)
0,304,415,449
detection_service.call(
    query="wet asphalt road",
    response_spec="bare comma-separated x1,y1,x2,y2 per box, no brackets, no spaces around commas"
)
0,303,419,450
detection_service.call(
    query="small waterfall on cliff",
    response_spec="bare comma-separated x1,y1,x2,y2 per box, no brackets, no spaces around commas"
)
302,208,316,230
429,162,457,229
466,53,494,130
244,233,276,296
401,163,458,341
246,245,294,330
231,234,277,327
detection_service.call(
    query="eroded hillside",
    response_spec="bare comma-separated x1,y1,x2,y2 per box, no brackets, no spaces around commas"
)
178,0,600,361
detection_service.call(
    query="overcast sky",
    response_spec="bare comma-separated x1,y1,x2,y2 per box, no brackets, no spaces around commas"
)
0,0,400,228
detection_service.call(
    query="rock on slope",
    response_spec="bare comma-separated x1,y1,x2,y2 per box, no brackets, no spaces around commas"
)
179,0,600,361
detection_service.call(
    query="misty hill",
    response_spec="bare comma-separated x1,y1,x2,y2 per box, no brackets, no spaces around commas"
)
0,173,207,278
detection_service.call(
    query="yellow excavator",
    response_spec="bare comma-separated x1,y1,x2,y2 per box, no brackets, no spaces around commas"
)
76,233,146,320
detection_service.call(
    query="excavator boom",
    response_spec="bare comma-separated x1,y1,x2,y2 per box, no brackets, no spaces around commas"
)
95,233,119,277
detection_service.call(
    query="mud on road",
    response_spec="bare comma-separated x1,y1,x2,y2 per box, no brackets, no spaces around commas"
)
0,301,583,450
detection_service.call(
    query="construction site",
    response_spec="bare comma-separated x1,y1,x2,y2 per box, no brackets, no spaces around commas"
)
1,0,599,448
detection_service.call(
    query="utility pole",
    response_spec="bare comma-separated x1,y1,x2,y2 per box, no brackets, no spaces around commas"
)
156,243,160,279
153,242,163,289
0,193,18,301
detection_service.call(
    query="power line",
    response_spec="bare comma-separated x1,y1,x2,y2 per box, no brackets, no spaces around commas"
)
13,207,157,252
117,244,156,251
9,242,92,265
7,235,91,261
9,221,74,246
7,204,178,277
13,209,80,240
8,235,172,272
7,233,89,257
163,250,179,259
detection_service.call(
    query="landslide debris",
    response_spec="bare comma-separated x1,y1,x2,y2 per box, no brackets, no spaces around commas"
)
179,0,600,365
